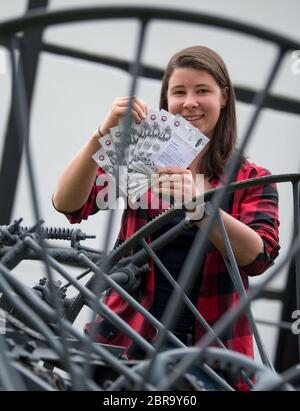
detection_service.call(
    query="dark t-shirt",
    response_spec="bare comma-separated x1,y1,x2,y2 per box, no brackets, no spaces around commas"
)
151,214,203,335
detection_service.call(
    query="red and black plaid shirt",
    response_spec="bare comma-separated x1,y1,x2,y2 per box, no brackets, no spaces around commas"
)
65,160,280,390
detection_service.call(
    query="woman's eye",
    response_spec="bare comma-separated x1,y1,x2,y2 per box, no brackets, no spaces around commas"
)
197,89,208,94
173,90,185,95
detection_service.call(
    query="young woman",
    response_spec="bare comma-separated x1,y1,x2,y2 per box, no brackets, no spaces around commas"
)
53,46,280,390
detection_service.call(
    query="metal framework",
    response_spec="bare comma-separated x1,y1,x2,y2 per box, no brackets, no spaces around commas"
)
0,4,299,391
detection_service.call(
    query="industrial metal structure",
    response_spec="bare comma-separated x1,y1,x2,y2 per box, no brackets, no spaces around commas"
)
0,3,299,390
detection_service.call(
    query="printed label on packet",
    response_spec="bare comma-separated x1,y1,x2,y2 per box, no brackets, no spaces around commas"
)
99,133,117,165
119,118,143,164
110,125,121,148
92,108,209,203
131,108,173,174
132,109,160,160
150,117,209,169
92,147,115,175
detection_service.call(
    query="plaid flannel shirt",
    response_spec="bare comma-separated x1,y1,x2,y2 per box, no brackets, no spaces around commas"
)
64,160,280,390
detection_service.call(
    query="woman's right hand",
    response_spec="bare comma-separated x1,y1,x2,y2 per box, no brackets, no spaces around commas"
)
100,96,148,135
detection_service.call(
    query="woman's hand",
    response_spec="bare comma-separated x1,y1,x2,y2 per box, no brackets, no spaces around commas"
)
153,167,203,209
153,167,264,266
100,96,148,135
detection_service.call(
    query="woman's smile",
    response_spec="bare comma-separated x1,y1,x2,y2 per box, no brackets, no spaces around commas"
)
167,67,227,138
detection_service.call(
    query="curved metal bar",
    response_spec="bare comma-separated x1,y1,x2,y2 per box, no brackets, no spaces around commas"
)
40,42,300,115
159,233,300,390
109,346,276,391
216,211,273,369
0,6,299,50
0,333,26,390
101,173,300,272
64,173,300,327
8,34,85,390
254,362,300,391
0,263,65,357
83,17,150,385
23,237,157,359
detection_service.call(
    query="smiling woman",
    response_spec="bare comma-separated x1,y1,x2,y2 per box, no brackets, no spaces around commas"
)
52,45,280,391
167,68,227,139
159,46,236,177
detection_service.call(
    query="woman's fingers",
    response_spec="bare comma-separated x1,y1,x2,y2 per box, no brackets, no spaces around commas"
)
101,96,148,134
117,96,148,114
156,167,192,175
153,172,193,190
114,96,148,118
152,167,202,203
132,96,149,115
111,105,144,122
111,97,148,121
152,168,192,187
113,101,147,121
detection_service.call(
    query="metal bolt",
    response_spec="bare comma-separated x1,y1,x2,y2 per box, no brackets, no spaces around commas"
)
24,340,37,354
5,338,16,351
103,380,113,389
39,277,47,285
59,287,67,299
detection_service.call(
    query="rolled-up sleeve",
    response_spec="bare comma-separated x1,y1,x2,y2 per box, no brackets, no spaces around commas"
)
237,168,280,276
63,167,108,224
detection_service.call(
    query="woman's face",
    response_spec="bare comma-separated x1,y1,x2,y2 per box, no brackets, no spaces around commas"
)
167,67,228,139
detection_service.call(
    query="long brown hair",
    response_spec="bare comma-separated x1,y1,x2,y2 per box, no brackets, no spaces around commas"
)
159,46,237,176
